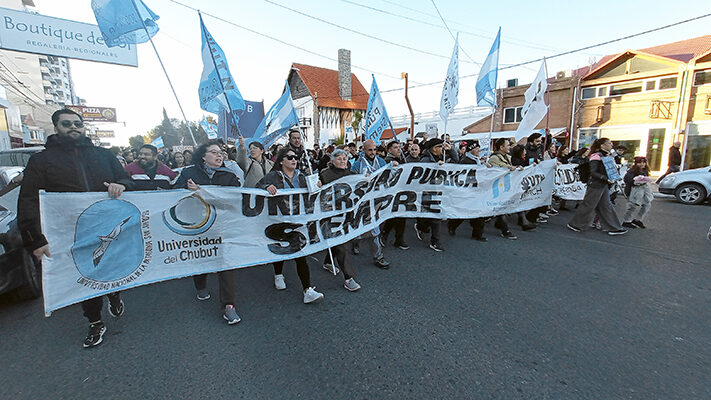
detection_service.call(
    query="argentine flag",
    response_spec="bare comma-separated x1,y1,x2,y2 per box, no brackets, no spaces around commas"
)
364,76,395,145
253,82,300,148
91,0,160,48
475,28,501,108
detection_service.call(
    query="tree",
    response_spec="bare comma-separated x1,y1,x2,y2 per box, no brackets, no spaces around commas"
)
128,135,145,150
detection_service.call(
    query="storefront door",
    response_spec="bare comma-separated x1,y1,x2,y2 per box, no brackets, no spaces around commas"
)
646,128,666,171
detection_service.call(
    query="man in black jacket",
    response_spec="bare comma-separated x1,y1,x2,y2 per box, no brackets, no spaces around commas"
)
656,141,682,183
18,108,133,348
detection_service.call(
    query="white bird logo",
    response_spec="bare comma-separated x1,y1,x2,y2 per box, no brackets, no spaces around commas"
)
92,217,131,268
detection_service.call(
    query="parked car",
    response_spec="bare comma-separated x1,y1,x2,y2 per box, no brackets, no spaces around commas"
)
0,146,44,167
0,205,42,299
658,166,711,205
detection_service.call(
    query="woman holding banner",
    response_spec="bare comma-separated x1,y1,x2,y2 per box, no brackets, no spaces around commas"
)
319,149,362,292
567,138,627,235
259,148,325,304
174,140,243,325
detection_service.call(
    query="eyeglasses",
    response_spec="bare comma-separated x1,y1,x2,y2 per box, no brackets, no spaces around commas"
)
59,120,84,128
284,155,298,160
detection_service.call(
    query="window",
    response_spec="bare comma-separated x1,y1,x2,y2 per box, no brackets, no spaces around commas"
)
597,87,607,97
659,77,677,90
609,82,643,96
581,87,596,99
503,107,523,123
645,81,656,91
694,70,711,86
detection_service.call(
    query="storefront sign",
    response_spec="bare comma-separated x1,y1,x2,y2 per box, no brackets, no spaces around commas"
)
96,130,114,138
0,7,138,67
67,106,117,122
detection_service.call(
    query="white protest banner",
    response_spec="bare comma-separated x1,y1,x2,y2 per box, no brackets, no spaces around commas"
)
553,164,585,200
0,6,138,66
40,160,556,315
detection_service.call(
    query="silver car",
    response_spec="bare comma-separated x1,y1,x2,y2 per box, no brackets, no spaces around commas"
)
658,166,711,205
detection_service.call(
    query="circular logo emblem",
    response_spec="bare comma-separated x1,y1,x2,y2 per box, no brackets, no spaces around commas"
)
71,200,144,282
162,193,217,235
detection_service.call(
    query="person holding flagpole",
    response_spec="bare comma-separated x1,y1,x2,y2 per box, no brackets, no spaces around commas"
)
475,28,501,159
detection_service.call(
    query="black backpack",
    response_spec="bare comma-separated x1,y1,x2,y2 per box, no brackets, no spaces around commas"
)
575,160,590,183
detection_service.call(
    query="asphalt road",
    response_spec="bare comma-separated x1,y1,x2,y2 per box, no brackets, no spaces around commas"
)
2,196,710,399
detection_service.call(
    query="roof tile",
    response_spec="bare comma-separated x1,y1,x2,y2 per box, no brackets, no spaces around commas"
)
292,63,369,110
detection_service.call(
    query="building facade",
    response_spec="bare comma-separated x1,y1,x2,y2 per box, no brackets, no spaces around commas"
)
287,49,368,148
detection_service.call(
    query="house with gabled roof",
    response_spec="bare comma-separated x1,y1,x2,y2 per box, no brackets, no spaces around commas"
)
286,49,368,147
576,35,711,171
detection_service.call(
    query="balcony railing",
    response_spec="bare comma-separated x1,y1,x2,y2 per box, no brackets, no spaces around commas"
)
299,117,312,127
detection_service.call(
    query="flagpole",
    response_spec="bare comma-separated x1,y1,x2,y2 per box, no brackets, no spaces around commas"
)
129,0,197,146
443,118,447,163
486,106,494,159
199,11,242,139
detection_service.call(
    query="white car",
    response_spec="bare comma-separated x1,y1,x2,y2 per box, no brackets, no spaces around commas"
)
658,166,711,205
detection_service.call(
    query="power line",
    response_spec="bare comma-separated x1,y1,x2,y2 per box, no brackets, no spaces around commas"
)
338,0,563,54
167,0,415,83
429,0,479,67
261,0,478,64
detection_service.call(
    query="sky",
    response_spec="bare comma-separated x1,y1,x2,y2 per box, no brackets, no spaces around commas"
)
31,0,711,145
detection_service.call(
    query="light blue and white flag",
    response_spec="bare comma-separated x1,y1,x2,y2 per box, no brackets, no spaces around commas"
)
91,0,160,48
440,34,459,122
365,75,396,145
200,117,218,139
514,60,548,141
198,13,245,125
475,28,501,108
253,82,299,148
150,136,164,149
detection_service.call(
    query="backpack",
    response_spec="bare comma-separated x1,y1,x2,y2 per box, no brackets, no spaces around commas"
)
575,160,590,183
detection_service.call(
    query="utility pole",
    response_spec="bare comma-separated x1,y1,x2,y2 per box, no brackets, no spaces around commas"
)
402,72,414,141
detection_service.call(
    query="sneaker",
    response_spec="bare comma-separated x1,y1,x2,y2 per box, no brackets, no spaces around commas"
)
546,208,559,216
373,257,390,269
394,241,410,250
429,242,444,252
108,297,124,318
274,274,286,290
303,287,324,304
196,289,211,301
83,321,106,348
536,217,548,223
501,231,517,240
223,305,241,325
414,224,424,241
591,221,602,230
632,219,646,229
538,213,550,219
322,263,340,275
472,236,488,242
608,229,628,236
567,224,582,232
344,278,361,292
622,221,637,229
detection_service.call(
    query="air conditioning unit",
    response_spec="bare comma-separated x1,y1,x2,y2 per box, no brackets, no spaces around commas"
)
506,78,518,88
556,71,567,79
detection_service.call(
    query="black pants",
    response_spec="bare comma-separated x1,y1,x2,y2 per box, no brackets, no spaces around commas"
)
81,292,121,322
419,218,441,244
193,270,237,308
325,243,356,280
274,257,311,290
382,218,406,243
493,215,511,234
526,206,547,222
448,218,485,238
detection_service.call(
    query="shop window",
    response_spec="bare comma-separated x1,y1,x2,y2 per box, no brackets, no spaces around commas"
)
610,82,643,96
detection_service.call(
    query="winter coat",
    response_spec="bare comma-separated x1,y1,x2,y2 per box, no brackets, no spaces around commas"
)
623,167,650,198
173,163,241,188
668,146,681,167
459,152,483,165
319,163,353,185
525,143,544,163
236,143,274,188
419,148,456,163
124,161,177,190
488,151,513,168
18,134,133,251
384,153,405,164
587,151,612,188
405,154,421,163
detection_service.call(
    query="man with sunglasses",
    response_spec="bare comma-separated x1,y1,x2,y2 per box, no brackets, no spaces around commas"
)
18,108,134,348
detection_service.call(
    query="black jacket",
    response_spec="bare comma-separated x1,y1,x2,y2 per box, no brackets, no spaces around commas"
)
459,153,483,165
420,148,456,163
588,151,612,187
258,169,308,189
173,163,241,188
384,153,405,164
319,163,353,185
525,143,543,163
18,134,133,251
623,168,649,198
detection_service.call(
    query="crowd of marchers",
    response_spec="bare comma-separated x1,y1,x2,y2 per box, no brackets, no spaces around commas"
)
16,108,655,348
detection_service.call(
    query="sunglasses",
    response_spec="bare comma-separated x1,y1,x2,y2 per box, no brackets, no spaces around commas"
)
284,154,298,161
60,120,84,128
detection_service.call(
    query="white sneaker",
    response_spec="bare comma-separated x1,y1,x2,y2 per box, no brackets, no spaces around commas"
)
344,278,361,292
303,287,324,304
274,274,286,290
